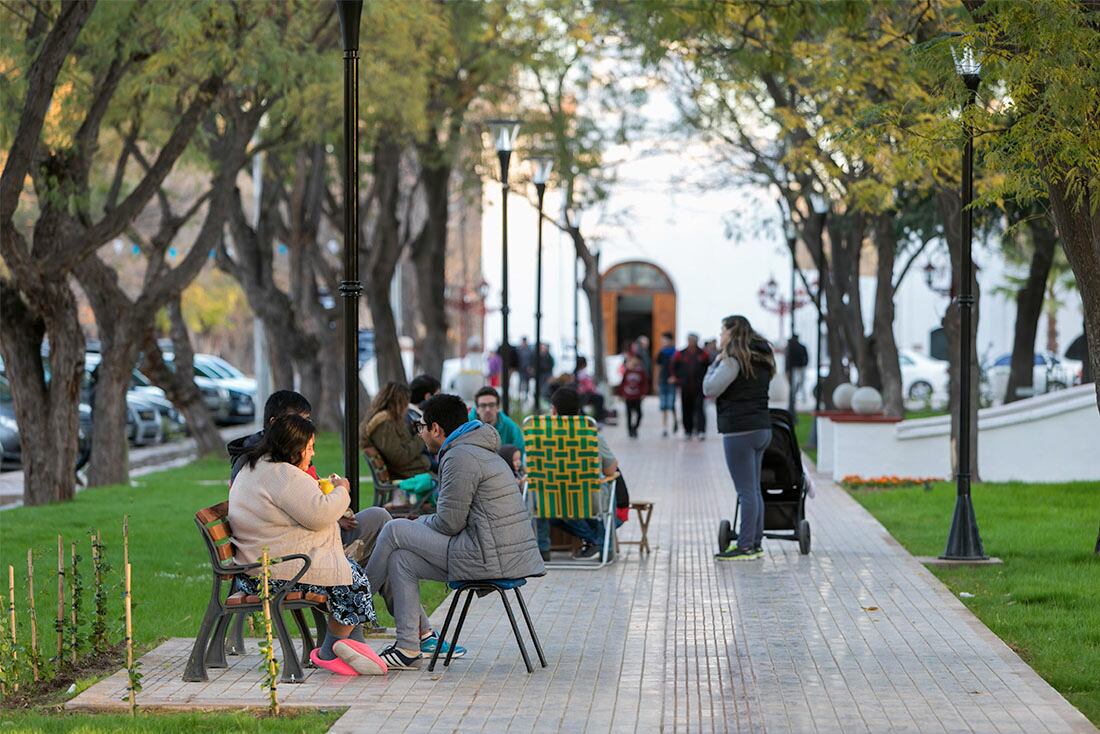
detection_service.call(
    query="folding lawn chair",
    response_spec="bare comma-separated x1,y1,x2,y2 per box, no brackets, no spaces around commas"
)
522,415,618,569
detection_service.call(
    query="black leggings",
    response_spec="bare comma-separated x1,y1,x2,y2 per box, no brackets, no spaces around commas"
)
626,399,642,435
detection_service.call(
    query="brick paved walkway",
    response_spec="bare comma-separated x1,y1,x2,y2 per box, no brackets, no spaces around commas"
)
68,403,1095,732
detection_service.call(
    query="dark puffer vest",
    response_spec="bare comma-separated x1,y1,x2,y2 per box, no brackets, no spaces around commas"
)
715,342,774,434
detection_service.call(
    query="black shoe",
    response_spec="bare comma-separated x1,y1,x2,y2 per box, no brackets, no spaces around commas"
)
540,550,551,562
572,542,600,559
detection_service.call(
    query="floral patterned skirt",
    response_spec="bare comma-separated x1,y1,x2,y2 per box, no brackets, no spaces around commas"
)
236,556,378,628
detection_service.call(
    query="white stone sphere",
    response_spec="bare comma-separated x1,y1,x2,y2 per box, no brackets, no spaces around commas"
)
851,386,884,415
832,383,857,411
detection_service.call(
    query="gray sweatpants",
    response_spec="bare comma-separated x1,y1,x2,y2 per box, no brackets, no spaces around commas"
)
722,429,772,551
364,518,449,650
340,506,391,551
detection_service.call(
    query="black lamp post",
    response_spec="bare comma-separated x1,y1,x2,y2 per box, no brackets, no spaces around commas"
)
942,46,987,561
567,206,582,375
488,119,521,414
531,157,554,413
336,0,362,510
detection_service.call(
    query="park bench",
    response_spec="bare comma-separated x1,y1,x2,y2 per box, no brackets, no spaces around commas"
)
363,446,433,519
522,414,620,569
183,501,327,684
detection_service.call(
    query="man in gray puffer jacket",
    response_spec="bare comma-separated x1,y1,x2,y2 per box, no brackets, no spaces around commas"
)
365,393,544,670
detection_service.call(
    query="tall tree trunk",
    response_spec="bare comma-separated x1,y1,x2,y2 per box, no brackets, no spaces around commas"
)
872,214,904,417
936,186,981,480
0,281,83,505
139,301,223,457
573,230,607,385
1005,215,1057,403
84,334,140,487
363,137,407,386
1044,169,1100,411
411,163,451,379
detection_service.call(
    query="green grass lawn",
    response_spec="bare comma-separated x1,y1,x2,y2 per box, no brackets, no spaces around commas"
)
849,481,1100,726
0,433,448,728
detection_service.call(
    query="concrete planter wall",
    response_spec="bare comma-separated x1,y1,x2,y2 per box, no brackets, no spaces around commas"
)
816,384,1100,484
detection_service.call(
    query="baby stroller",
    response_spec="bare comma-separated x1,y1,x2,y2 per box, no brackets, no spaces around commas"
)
717,408,811,555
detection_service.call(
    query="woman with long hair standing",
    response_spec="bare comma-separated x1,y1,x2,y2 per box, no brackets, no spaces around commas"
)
703,315,776,560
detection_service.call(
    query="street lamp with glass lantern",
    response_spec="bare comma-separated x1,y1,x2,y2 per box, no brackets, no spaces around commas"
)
941,45,987,561
531,157,554,413
487,119,521,414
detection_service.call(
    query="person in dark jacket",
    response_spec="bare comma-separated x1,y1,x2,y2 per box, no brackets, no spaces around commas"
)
365,394,544,670
671,333,711,440
703,315,776,561
229,389,391,557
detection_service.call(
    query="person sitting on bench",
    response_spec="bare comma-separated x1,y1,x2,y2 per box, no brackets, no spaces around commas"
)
360,383,433,507
229,414,387,676
365,394,544,670
229,389,390,558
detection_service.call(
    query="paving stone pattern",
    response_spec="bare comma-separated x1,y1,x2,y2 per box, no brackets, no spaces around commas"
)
68,405,1095,733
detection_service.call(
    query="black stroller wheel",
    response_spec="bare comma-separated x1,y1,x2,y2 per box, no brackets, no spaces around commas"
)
718,520,732,552
798,519,811,555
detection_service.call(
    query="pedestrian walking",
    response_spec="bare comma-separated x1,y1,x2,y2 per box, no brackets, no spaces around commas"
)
655,332,677,436
703,315,776,561
516,337,534,403
786,334,809,407
671,333,711,440
618,354,649,438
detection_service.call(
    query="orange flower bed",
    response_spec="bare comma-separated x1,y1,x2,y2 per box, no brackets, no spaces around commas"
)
840,475,939,490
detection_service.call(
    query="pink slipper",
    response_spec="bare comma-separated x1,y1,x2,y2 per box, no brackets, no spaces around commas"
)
333,639,388,675
309,647,358,676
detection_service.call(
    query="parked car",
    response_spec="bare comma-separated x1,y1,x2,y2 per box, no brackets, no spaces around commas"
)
192,354,256,424
129,355,233,424
0,373,92,472
899,350,950,407
126,392,164,446
985,351,1082,402
82,355,187,440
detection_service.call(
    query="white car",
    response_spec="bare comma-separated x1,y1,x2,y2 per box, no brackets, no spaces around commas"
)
899,350,950,407
986,351,1081,403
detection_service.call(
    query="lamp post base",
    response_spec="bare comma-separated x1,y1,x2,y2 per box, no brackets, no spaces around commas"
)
940,493,988,561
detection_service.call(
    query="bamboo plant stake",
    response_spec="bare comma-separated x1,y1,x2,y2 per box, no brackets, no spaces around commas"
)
56,535,65,664
260,547,279,716
70,541,79,665
124,563,135,715
26,550,39,682
8,565,17,690
122,515,129,571
0,594,7,696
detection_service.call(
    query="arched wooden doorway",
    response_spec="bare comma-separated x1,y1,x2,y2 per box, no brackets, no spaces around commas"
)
601,261,677,363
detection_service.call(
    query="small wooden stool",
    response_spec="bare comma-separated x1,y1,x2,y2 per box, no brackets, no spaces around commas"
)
617,501,655,554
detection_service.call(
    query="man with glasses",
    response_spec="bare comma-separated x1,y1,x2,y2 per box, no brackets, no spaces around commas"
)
366,394,543,670
468,386,526,457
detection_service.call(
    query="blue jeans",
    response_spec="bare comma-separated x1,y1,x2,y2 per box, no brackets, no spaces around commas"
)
535,517,624,550
658,382,676,411
722,429,772,551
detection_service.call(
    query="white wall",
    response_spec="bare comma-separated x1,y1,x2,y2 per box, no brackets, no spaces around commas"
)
822,385,1100,483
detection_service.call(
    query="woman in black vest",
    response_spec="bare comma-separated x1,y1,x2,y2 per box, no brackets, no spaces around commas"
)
703,315,776,560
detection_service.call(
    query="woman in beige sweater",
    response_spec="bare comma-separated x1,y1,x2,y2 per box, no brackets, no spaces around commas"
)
229,415,387,676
